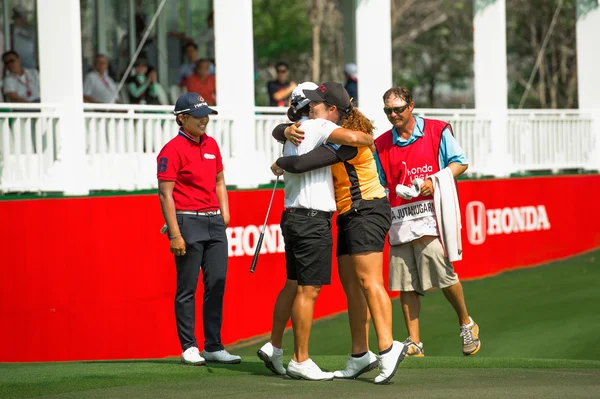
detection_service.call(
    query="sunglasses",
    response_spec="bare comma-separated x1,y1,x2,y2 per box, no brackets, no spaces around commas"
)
276,69,288,74
383,104,410,115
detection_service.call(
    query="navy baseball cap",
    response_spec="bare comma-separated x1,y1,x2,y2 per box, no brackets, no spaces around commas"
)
174,92,218,117
303,82,352,114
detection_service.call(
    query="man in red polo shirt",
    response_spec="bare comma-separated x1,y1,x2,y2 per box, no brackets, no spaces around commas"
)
157,92,240,366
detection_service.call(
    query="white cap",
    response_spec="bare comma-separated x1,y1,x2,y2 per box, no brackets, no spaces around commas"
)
344,63,357,79
290,81,318,111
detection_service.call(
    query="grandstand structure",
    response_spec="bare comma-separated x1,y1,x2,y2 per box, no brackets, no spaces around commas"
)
0,0,599,194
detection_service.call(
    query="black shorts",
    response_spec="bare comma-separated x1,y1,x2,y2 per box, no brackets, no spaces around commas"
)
336,197,392,257
280,209,333,286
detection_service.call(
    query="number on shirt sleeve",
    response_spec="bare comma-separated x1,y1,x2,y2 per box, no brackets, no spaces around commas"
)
158,157,168,173
157,145,180,181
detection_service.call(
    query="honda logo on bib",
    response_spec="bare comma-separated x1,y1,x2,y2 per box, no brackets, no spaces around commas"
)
465,201,551,245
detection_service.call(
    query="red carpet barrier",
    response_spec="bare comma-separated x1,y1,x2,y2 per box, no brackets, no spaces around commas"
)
1,175,598,362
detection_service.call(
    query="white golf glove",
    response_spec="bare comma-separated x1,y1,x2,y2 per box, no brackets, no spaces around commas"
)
395,178,424,200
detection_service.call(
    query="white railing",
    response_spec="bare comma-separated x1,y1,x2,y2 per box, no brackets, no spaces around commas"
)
83,104,234,190
0,104,62,193
254,107,288,184
0,103,597,193
507,110,596,173
415,109,493,176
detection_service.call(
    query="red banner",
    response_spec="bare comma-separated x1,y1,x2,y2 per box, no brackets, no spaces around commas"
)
0,175,598,362
455,175,600,279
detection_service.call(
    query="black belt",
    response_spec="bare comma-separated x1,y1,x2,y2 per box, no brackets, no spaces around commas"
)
284,208,334,218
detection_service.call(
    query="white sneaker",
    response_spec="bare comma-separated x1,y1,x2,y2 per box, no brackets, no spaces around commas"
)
180,347,206,366
374,341,408,385
257,342,286,375
286,359,334,381
333,351,378,379
201,349,241,364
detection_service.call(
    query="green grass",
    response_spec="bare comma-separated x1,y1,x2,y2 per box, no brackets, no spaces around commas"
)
1,250,599,398
235,249,600,361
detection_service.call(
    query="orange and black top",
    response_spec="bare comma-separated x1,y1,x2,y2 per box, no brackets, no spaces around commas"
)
328,144,386,214
275,141,386,214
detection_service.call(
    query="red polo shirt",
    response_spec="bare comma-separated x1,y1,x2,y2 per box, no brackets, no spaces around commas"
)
157,130,223,211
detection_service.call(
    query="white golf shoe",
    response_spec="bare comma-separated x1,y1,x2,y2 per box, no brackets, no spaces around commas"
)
333,351,378,379
201,349,242,364
180,347,206,366
257,342,286,375
374,341,408,384
286,359,334,381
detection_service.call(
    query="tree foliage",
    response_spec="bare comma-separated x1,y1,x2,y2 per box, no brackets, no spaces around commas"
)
252,0,581,109
506,0,578,108
391,0,474,108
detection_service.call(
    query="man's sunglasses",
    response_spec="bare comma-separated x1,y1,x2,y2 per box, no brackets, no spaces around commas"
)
383,104,410,115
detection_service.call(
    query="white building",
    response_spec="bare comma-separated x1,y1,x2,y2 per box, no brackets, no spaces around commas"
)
0,0,599,194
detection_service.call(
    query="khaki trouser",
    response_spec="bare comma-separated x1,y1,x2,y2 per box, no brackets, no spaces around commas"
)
389,236,459,295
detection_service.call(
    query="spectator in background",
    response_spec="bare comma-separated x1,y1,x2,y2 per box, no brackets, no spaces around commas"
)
185,59,216,105
178,43,199,86
83,54,118,104
197,11,215,61
127,60,162,105
10,5,37,70
267,62,296,107
169,12,215,63
344,63,358,106
2,50,39,102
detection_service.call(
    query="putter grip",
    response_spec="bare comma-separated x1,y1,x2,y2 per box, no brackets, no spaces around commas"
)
249,232,265,273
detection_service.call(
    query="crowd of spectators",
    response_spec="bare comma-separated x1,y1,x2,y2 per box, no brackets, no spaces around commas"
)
1,7,359,109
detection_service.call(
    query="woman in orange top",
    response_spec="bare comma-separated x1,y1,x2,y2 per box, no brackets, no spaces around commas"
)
273,82,406,384
185,59,216,105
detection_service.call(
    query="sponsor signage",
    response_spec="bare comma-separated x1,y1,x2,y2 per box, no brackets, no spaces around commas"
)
1,175,598,362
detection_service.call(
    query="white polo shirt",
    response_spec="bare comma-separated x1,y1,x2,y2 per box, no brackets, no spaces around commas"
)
3,68,40,102
83,71,118,103
282,117,338,212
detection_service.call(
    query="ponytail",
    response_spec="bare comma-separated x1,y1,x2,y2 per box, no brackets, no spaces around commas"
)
340,108,374,135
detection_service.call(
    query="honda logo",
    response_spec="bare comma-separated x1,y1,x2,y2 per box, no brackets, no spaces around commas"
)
465,201,551,245
466,201,486,245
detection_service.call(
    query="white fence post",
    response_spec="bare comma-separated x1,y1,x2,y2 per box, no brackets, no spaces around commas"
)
486,110,510,177
592,110,600,172
37,0,88,194
213,0,256,188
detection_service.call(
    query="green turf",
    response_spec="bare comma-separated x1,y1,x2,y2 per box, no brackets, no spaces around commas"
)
1,357,598,398
1,251,599,398
235,249,600,361
248,251,600,360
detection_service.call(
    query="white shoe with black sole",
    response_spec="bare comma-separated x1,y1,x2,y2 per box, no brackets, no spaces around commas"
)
286,359,334,381
333,351,378,379
257,342,286,375
180,347,206,366
201,349,241,364
374,341,408,385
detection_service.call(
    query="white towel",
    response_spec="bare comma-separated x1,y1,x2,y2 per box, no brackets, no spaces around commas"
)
431,168,462,262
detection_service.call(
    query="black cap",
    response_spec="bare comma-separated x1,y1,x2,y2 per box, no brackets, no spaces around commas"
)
303,82,352,113
174,92,218,118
